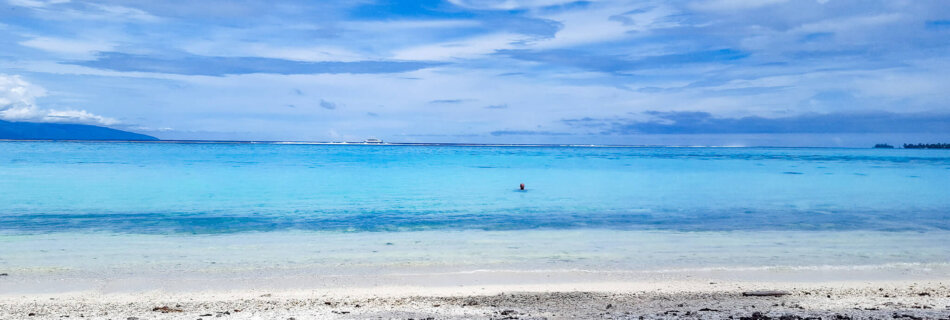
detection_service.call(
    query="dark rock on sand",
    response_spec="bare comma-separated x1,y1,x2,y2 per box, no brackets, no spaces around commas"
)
739,312,776,320
151,306,183,313
740,312,826,320
740,312,771,320
743,290,790,297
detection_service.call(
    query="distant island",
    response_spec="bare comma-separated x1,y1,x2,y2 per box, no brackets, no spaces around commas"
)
873,143,950,149
0,120,157,141
903,143,950,149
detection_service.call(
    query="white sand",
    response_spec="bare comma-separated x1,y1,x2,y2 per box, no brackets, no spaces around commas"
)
2,278,949,319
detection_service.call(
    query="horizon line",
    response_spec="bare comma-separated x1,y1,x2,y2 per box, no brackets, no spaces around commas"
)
0,138,931,149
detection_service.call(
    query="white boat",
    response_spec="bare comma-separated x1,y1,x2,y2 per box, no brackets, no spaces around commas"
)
363,138,383,144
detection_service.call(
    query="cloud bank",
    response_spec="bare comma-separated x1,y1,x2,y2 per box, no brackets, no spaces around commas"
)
563,111,950,135
72,52,446,76
0,75,117,126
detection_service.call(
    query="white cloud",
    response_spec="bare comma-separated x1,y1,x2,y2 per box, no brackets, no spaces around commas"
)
528,4,659,50
0,74,118,125
349,19,481,30
42,109,118,125
10,0,160,22
19,36,115,58
447,0,579,10
7,0,70,9
392,32,533,61
689,0,789,11
794,13,903,34
86,3,159,22
388,2,682,61
0,74,44,108
182,41,367,62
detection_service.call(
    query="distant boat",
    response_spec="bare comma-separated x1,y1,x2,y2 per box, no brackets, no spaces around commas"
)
363,138,383,144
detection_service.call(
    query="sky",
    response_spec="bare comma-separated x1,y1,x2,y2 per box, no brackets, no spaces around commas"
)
1,0,949,146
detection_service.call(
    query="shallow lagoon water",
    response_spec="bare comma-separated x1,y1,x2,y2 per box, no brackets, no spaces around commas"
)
0,142,948,291
2,142,948,233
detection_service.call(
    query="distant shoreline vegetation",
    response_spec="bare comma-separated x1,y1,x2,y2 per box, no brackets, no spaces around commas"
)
874,143,950,149
903,143,950,149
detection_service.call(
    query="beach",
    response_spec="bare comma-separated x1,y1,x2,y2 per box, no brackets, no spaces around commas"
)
2,231,949,319
3,231,948,318
2,279,949,319
2,143,949,318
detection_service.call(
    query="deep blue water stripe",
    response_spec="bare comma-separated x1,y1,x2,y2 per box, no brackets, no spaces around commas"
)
2,209,948,234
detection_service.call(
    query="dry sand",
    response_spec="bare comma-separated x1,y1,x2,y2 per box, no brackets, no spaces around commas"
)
2,280,948,319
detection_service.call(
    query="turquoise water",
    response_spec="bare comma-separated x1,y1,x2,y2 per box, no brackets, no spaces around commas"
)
1,141,950,290
1,142,948,233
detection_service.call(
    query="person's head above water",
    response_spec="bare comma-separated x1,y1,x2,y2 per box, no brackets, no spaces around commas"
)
520,183,525,190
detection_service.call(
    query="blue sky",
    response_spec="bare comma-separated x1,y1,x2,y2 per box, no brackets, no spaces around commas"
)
1,0,949,146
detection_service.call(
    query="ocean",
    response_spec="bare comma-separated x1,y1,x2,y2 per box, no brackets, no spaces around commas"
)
1,141,949,291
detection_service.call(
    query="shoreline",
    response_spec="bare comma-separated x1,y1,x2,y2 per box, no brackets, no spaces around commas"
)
1,280,947,319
